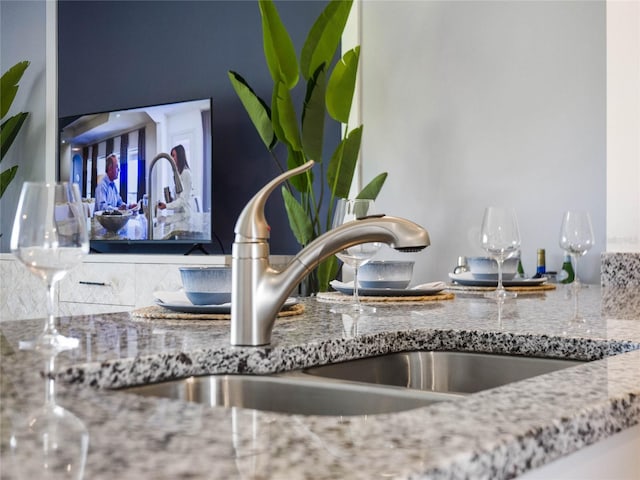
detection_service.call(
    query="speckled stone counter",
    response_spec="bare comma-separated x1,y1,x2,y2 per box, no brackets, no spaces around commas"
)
1,286,639,479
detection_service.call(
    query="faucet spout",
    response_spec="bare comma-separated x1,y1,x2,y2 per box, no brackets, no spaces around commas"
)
231,161,431,347
147,153,183,240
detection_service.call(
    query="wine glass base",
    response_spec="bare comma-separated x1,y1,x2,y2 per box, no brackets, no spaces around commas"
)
484,289,517,301
19,333,79,355
330,303,377,314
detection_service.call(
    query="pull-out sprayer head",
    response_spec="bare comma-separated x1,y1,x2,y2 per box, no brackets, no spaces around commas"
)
396,246,428,253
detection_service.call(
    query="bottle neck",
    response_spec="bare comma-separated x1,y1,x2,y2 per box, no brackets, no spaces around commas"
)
536,249,546,275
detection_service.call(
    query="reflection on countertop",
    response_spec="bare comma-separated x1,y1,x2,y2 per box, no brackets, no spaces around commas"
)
1,286,639,479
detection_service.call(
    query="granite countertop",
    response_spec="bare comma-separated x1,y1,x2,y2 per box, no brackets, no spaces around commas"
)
1,285,639,479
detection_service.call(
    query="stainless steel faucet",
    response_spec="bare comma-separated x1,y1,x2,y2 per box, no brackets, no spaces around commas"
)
147,153,183,240
230,160,431,346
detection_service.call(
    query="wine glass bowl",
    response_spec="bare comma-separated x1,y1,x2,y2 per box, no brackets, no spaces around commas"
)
10,182,89,354
480,207,521,301
559,210,594,289
332,199,381,312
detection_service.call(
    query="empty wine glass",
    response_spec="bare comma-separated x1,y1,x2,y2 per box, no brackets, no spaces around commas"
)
331,198,381,312
9,352,89,479
10,182,89,354
559,210,594,290
480,207,521,301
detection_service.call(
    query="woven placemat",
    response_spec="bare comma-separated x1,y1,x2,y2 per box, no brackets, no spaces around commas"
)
446,283,556,293
131,302,305,321
316,291,455,304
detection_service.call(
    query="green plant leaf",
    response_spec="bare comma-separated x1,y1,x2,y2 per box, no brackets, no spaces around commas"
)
357,172,388,200
301,65,326,163
326,46,360,124
259,0,298,89
327,125,363,198
228,71,276,150
0,165,18,199
317,256,339,292
1,61,29,119
301,0,353,80
1,113,28,161
270,85,286,145
282,186,314,245
273,81,302,151
286,146,310,193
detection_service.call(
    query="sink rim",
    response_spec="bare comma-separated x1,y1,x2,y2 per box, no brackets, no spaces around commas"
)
120,371,464,416
117,349,587,417
300,349,587,395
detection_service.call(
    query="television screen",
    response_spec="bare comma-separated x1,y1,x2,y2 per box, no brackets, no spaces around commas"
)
58,98,214,254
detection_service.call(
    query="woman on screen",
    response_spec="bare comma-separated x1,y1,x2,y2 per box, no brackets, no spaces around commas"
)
157,144,192,218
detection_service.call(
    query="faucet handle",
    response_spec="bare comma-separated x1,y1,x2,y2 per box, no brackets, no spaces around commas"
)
234,160,315,242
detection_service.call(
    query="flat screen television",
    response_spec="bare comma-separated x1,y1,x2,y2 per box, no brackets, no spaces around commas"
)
58,97,217,255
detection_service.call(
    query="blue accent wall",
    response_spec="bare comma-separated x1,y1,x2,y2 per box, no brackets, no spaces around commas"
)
57,0,339,255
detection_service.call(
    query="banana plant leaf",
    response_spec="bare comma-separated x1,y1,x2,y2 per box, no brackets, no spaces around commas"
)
0,165,18,198
228,71,276,150
285,146,309,193
357,172,388,200
259,0,298,88
317,256,339,293
300,0,353,81
1,113,28,161
301,65,327,163
282,186,314,245
327,125,362,199
326,46,359,124
1,61,29,119
273,81,302,152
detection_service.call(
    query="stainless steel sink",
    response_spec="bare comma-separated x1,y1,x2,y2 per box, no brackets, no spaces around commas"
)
302,351,586,394
122,374,461,416
121,351,585,416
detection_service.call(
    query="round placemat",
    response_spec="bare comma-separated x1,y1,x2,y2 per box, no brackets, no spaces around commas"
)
316,291,455,304
131,302,305,321
446,283,556,293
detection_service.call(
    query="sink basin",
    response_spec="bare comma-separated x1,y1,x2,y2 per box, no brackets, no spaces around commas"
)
121,374,461,416
302,351,586,395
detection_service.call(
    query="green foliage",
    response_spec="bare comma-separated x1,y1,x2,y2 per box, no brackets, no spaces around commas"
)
229,1,387,292
1,61,30,199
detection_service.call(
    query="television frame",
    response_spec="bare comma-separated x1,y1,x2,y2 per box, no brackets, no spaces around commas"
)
58,97,220,255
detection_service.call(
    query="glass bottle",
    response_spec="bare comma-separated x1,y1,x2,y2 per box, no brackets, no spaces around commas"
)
560,253,575,284
516,258,525,278
533,248,546,278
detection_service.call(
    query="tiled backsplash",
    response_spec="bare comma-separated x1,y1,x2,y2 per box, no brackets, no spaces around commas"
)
601,252,640,287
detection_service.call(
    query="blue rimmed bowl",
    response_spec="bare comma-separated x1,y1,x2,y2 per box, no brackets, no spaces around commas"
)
179,266,232,305
358,261,415,289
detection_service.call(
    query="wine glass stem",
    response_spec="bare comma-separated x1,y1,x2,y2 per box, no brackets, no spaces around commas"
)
44,354,57,407
44,281,59,336
353,266,360,306
571,254,580,289
496,259,505,293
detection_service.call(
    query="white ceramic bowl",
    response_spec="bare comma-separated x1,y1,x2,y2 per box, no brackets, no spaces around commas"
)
95,210,132,233
358,260,414,289
467,256,518,280
179,266,232,305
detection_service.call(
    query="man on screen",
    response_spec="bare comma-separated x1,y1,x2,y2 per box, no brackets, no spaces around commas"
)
95,154,136,211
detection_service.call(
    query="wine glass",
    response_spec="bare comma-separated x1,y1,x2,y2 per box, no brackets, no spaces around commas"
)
480,207,521,301
331,199,381,312
559,210,594,290
10,182,89,354
9,352,89,479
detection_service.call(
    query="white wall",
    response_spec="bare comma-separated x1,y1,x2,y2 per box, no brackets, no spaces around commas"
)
606,0,640,253
0,1,50,252
357,0,607,284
